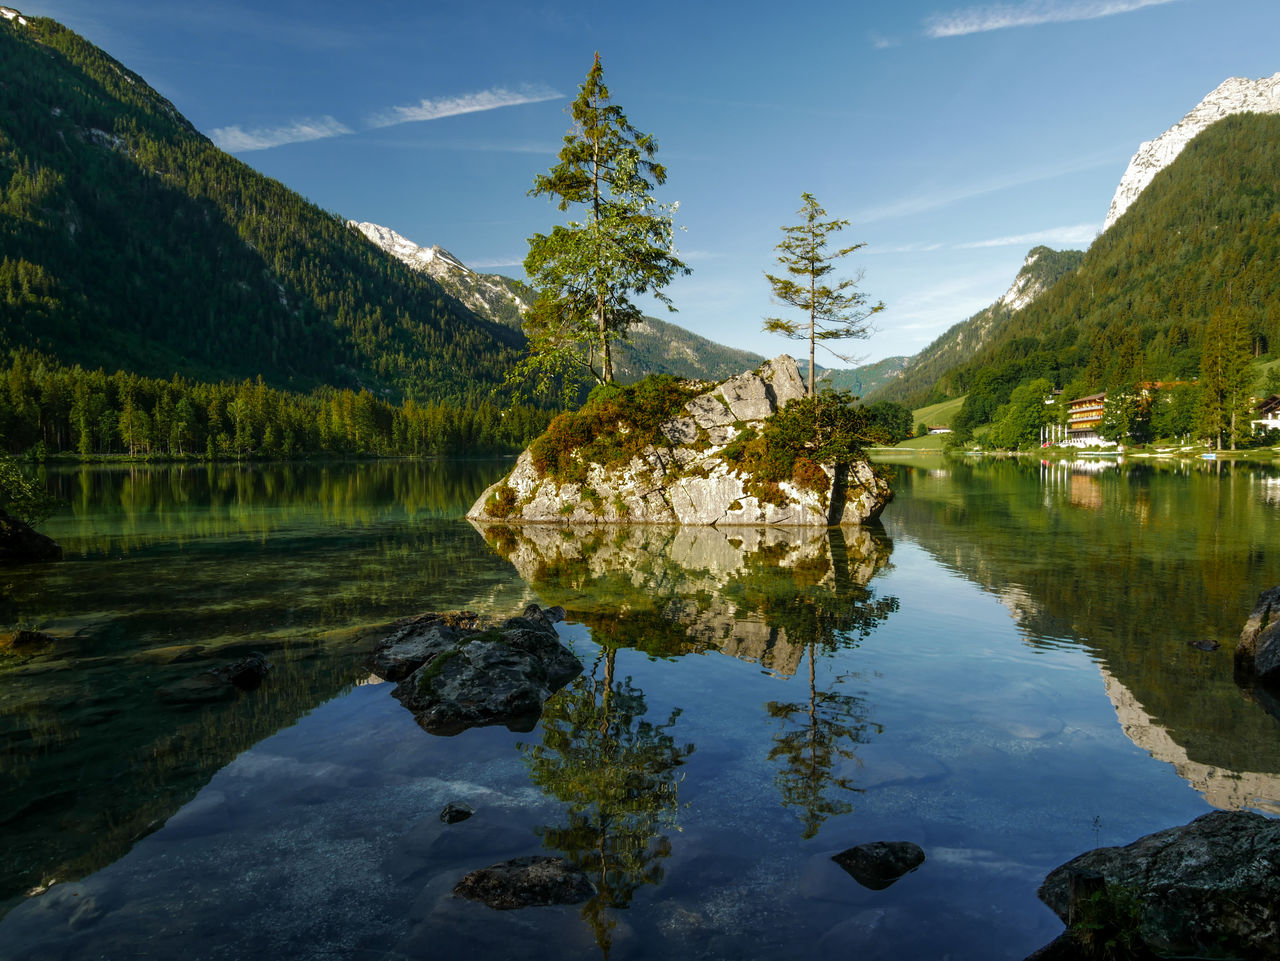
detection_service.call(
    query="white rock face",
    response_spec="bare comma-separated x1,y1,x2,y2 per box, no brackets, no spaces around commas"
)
1,6,29,25
1104,73,1280,231
997,249,1045,312
466,356,893,528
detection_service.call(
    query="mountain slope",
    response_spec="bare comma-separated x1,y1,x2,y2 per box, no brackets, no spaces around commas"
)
352,221,766,383
815,356,910,397
942,111,1280,428
0,13,520,404
867,245,1083,405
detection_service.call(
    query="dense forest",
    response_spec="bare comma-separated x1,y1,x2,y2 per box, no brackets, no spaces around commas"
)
0,15,522,405
0,351,552,459
925,114,1280,435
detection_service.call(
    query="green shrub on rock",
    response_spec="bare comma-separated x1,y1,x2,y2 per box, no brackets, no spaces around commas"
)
529,376,703,482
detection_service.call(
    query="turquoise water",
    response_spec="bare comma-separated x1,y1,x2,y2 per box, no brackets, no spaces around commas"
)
2,456,1278,959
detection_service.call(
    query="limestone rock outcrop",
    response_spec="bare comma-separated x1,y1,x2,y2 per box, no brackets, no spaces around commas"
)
467,356,891,527
0,507,62,563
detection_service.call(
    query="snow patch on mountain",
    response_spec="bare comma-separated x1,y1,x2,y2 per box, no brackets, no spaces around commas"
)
1104,73,1280,231
350,221,471,277
350,220,533,321
1,6,29,25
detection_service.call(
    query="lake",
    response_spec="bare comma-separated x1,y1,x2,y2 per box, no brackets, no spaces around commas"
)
2,455,1278,960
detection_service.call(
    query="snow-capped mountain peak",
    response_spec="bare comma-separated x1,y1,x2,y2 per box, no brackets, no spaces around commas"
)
349,220,533,326
1104,73,1280,231
349,221,471,277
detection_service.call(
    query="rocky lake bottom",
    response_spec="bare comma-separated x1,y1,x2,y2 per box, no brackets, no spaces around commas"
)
2,456,1279,959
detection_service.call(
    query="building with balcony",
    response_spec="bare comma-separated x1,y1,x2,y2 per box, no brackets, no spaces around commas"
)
1064,392,1115,448
1253,394,1280,432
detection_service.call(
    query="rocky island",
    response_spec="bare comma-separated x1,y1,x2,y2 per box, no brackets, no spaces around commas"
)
467,356,892,527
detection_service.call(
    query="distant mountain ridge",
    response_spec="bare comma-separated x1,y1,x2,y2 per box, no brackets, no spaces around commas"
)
350,222,533,331
352,220,766,383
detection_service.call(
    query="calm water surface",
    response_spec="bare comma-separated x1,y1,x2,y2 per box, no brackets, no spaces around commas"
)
2,456,1278,960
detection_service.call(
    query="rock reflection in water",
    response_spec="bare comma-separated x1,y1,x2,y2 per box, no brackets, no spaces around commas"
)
472,522,897,678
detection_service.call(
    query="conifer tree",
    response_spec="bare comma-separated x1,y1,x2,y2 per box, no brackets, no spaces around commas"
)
1199,307,1253,450
764,193,884,396
515,54,689,403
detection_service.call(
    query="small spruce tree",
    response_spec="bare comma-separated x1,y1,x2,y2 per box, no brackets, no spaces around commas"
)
764,193,884,396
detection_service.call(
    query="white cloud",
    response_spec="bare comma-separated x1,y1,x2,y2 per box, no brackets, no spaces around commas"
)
871,33,901,49
210,116,353,152
367,85,562,129
926,0,1179,38
957,222,1100,248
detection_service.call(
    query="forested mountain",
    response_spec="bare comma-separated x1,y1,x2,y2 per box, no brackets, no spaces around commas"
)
0,13,522,405
867,246,1084,406
932,112,1280,429
352,221,766,383
816,356,910,398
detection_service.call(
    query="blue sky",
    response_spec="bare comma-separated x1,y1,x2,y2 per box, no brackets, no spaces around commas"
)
18,0,1280,365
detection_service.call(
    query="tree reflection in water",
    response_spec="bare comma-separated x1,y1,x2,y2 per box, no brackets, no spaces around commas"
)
723,528,899,839
522,648,694,958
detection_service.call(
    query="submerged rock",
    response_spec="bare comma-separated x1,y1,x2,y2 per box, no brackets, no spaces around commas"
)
0,629,58,655
453,856,594,910
371,603,580,736
440,801,474,824
156,652,272,704
1236,584,1280,684
1036,810,1280,960
0,507,62,563
831,841,926,890
466,356,892,527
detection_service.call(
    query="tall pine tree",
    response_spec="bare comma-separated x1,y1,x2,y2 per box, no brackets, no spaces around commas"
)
515,54,689,403
1199,306,1253,450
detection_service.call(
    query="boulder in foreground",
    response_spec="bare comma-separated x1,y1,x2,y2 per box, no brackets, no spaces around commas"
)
1035,810,1280,959
831,840,925,890
1236,584,1280,684
370,603,581,736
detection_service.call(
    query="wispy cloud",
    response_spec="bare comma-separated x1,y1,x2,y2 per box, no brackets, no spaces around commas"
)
957,222,1100,248
468,257,526,269
210,116,352,152
855,149,1120,223
367,85,563,129
871,33,901,49
926,0,1180,38
865,241,946,255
